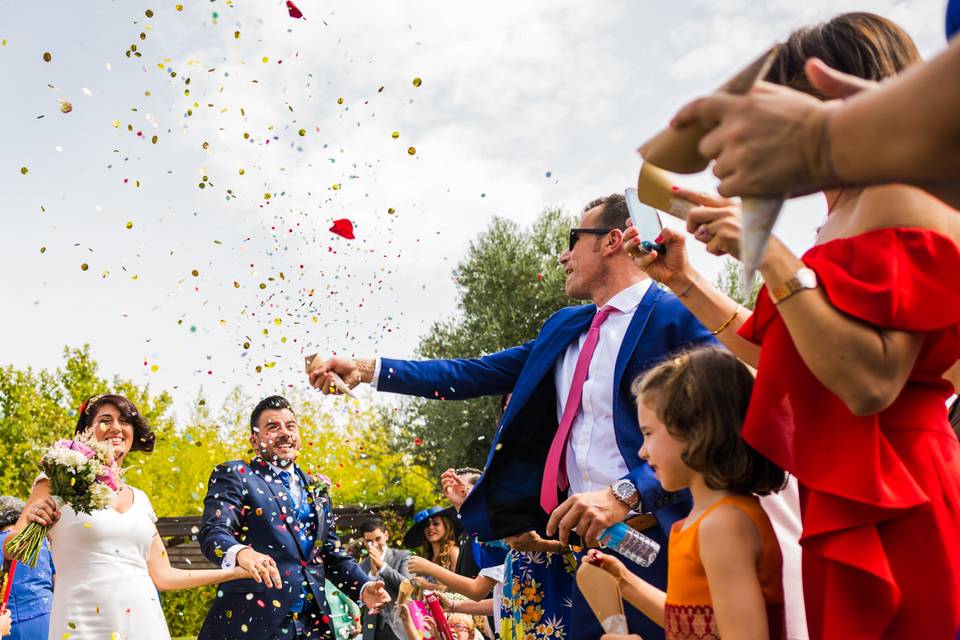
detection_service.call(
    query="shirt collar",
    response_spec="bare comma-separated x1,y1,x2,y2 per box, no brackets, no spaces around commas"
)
602,279,652,314
268,461,298,479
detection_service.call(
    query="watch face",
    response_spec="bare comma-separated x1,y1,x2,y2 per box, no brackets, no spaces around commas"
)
798,268,817,288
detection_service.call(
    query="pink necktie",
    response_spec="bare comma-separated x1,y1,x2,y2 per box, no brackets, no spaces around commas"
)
540,305,616,514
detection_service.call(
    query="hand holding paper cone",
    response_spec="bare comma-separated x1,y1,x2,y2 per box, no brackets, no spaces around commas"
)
304,354,359,399
639,45,780,174
576,561,628,635
636,161,695,221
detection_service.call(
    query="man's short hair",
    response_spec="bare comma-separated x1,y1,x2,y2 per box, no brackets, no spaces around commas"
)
250,395,293,432
358,517,387,536
584,193,629,230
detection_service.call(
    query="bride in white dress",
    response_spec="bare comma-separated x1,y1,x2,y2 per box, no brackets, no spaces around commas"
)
6,394,276,640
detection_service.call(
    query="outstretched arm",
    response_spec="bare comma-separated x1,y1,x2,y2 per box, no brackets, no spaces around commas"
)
408,556,496,600
147,532,251,592
586,550,666,628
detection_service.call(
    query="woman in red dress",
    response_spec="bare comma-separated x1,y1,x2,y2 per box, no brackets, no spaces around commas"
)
626,13,960,639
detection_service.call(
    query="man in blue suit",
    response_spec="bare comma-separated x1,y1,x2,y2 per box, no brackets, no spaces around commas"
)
198,395,390,640
308,194,716,639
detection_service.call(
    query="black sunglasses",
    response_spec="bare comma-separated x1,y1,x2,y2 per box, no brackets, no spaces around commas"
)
569,227,615,252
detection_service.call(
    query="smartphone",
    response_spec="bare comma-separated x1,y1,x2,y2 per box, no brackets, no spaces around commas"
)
624,187,666,255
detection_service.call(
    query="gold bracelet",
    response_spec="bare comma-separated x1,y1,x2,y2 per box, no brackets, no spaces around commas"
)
711,306,741,336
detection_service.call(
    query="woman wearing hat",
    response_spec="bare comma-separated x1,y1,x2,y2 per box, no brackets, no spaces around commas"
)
0,496,53,640
404,506,462,580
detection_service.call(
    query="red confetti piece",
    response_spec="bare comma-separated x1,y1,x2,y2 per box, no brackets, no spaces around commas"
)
286,0,304,19
329,219,355,240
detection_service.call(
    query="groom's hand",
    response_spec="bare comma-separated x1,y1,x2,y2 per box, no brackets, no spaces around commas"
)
546,487,630,548
236,548,282,589
361,580,391,613
307,355,375,394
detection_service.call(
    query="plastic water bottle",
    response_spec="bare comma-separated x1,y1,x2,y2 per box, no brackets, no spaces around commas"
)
598,521,661,567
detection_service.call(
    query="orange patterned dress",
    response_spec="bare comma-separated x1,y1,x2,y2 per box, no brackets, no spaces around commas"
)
664,495,786,640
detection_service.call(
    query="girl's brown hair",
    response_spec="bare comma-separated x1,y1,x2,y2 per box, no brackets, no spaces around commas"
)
765,12,921,97
632,348,784,496
420,515,459,571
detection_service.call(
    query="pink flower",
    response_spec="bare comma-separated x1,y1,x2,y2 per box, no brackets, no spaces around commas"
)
55,439,95,458
96,469,119,491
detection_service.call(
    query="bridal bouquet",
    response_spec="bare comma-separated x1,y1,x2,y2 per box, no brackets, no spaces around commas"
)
4,437,120,567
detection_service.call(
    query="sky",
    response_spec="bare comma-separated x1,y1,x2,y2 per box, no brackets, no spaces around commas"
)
0,0,950,421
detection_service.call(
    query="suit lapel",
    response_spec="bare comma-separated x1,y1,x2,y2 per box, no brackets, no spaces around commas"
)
500,305,595,429
613,284,662,392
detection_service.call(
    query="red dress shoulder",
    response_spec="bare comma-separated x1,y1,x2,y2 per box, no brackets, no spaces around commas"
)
738,228,960,639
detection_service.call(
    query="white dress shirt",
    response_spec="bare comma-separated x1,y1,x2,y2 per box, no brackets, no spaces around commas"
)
554,279,651,496
222,462,299,569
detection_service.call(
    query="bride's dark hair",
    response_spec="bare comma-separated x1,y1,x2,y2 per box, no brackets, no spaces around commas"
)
75,394,156,454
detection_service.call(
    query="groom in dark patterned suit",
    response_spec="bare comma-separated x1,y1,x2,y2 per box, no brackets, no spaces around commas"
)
198,395,390,639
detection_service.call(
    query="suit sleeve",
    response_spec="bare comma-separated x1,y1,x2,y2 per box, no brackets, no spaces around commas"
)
377,342,534,399
199,463,248,565
319,501,374,601
376,551,410,596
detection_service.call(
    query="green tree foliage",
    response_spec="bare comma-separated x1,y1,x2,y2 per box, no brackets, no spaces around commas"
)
401,208,578,475
0,348,439,637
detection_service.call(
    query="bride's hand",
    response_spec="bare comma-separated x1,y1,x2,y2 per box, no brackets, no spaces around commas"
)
674,187,743,259
26,497,61,527
232,564,256,581
623,220,691,288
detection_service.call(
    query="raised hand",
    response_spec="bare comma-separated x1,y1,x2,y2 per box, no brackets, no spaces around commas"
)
306,355,373,395
236,548,282,589
408,555,440,578
440,469,471,510
623,220,689,288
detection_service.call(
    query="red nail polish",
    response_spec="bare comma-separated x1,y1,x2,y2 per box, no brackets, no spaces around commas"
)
671,186,679,192
655,234,663,243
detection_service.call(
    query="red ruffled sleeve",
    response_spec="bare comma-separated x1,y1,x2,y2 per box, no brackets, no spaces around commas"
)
740,228,960,638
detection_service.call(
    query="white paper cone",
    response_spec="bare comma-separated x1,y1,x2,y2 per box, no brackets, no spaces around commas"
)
601,614,629,634
740,196,784,290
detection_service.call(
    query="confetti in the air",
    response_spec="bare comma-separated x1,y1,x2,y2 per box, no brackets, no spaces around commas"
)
42,51,52,62
412,77,422,87
329,219,355,240
285,0,304,19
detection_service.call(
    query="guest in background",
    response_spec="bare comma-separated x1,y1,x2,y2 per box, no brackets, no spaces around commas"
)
403,507,461,579
359,518,411,640
0,496,53,640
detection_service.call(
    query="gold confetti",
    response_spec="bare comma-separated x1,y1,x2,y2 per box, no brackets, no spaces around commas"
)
151,135,158,144
387,207,396,214
40,246,46,253
126,221,133,229
19,166,28,175
298,128,306,136
191,269,199,276
150,364,159,372
145,9,154,17
391,131,399,139
175,4,183,10
261,56,269,63
80,263,89,271
337,97,344,104
233,281,240,288
238,168,245,175
112,119,120,128
59,100,73,114
234,31,241,39
407,146,416,155
412,77,422,87
42,52,52,62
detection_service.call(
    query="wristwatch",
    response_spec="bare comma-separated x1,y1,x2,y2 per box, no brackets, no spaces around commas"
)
610,479,640,511
767,267,818,305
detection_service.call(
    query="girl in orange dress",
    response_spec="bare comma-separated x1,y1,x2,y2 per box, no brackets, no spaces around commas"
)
625,13,960,639
590,347,786,640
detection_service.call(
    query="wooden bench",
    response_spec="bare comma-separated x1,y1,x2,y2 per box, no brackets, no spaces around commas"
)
157,503,414,570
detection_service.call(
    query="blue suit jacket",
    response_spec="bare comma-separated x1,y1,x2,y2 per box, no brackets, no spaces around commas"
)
197,458,371,640
378,284,717,541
